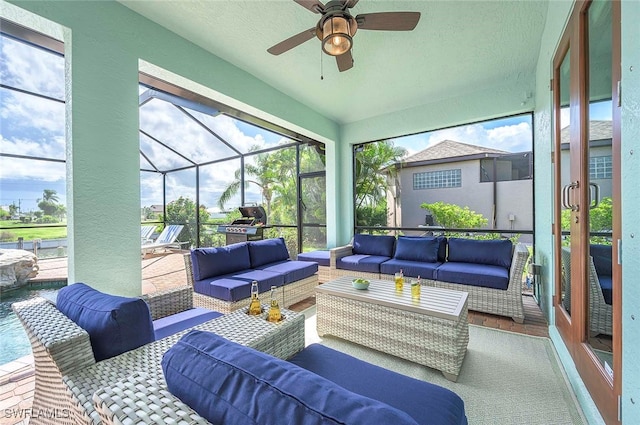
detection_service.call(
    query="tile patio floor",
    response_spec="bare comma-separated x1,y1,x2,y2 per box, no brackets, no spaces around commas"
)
0,251,548,425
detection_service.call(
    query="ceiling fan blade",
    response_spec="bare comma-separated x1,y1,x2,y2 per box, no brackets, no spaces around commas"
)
355,12,421,31
294,0,325,14
267,27,316,55
336,50,353,72
343,0,359,9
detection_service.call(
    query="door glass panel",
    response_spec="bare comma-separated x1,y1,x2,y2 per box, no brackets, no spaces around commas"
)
586,0,613,376
558,48,572,317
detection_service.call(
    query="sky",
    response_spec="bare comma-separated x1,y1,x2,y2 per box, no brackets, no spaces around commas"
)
0,33,611,215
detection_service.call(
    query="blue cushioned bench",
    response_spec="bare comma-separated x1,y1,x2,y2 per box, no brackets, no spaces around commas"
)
185,238,319,313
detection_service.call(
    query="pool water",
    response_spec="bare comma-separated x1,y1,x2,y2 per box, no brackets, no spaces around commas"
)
0,282,66,365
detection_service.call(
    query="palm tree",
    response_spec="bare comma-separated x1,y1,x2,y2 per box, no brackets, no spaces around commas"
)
218,147,296,219
354,140,407,210
42,189,59,203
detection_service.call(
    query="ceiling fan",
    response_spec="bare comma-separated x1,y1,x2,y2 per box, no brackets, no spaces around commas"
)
267,0,421,72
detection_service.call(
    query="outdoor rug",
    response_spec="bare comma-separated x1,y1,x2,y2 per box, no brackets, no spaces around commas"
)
300,306,586,425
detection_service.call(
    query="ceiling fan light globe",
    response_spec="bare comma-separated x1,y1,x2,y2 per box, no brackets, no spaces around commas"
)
321,15,352,56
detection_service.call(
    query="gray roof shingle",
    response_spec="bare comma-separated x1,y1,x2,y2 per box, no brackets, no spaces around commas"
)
404,140,508,164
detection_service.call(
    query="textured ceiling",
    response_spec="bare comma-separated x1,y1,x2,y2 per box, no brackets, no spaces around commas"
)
119,0,548,125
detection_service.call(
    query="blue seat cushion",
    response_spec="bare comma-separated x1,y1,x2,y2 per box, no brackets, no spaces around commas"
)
190,243,250,281
153,308,222,340
248,238,290,268
289,344,467,425
297,250,330,267
352,233,396,257
162,330,418,425
598,275,613,305
336,255,390,273
232,269,285,291
193,277,254,302
57,283,154,362
590,244,612,277
194,269,285,302
394,236,441,263
380,259,442,280
435,262,510,290
259,260,318,283
447,238,513,269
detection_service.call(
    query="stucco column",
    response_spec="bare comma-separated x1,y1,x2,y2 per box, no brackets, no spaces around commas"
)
65,32,141,296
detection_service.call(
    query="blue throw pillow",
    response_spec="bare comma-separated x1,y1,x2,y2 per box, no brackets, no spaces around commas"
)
57,283,154,362
447,238,513,269
191,243,251,281
394,236,440,263
162,330,418,425
248,238,290,268
352,234,396,257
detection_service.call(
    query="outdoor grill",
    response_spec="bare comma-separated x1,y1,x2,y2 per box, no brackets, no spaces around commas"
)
217,206,267,245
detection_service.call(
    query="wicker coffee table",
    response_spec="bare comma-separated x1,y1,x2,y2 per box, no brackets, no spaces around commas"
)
316,276,469,381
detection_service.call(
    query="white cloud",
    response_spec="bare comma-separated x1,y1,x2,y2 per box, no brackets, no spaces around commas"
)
1,35,64,100
396,119,533,156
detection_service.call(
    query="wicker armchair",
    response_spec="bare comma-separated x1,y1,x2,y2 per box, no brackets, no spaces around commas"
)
11,286,195,425
560,247,612,336
588,257,613,336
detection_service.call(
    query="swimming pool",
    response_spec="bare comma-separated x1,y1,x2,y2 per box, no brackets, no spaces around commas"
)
0,282,66,365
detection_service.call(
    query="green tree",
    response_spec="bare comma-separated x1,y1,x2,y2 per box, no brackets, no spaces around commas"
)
561,197,613,244
37,189,61,217
0,206,9,219
421,201,488,229
166,196,210,247
354,141,406,227
8,203,19,217
218,146,296,220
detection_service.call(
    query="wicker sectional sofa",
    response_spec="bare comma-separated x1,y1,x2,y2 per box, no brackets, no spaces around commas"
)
329,234,529,323
185,237,319,313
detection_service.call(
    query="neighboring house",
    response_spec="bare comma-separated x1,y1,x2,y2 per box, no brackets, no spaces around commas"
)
388,140,533,239
559,120,613,201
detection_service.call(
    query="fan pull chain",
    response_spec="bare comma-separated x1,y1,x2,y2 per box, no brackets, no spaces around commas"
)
320,47,324,80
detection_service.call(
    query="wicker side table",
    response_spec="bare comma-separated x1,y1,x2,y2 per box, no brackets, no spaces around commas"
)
64,307,305,425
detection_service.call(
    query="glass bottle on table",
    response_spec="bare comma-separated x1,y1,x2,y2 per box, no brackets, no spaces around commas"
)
411,275,421,300
267,285,282,323
248,281,262,315
395,269,404,292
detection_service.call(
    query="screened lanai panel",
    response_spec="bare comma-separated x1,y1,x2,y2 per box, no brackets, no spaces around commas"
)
139,98,238,164
243,147,297,225
139,132,193,171
165,168,197,247
0,87,65,160
199,159,241,215
189,111,288,154
140,171,163,214
0,156,66,213
0,34,64,101
299,143,326,173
